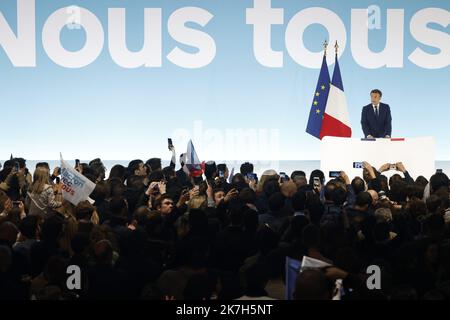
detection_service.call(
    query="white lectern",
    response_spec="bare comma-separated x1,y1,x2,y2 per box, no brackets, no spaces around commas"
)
320,137,436,180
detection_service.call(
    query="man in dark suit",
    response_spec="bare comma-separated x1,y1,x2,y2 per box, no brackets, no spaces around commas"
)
361,89,392,138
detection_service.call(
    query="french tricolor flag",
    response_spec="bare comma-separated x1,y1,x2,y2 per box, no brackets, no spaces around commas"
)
183,140,205,177
320,55,352,139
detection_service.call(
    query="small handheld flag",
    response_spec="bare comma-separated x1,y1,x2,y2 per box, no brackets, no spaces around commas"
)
60,154,96,206
183,140,204,177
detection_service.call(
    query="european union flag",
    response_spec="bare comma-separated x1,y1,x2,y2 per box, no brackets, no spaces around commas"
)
306,55,330,139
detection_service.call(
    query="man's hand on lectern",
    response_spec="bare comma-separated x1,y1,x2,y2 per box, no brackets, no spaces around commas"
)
396,162,407,173
385,135,391,138
366,135,374,139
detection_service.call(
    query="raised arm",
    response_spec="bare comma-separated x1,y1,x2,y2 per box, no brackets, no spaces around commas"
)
169,146,176,169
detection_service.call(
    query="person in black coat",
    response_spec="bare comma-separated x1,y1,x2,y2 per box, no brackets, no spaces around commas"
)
361,89,392,138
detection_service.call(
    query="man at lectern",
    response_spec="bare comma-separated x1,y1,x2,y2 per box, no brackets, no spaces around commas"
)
361,89,392,139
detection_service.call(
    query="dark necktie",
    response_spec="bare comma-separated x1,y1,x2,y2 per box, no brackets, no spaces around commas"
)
374,106,379,117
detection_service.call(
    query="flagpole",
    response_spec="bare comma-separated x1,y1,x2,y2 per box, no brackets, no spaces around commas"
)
335,41,339,56
323,40,328,57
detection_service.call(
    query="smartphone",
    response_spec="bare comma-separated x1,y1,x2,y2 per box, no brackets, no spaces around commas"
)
353,162,364,169
57,167,61,175
390,164,397,171
55,177,61,184
219,170,225,178
329,171,341,178
168,138,174,150
14,161,20,172
280,172,289,182
313,177,321,188
75,159,80,168
436,169,443,173
247,173,257,181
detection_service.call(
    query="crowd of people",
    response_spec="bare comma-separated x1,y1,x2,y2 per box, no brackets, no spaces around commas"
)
0,148,449,300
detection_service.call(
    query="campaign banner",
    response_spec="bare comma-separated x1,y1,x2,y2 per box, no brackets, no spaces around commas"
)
60,156,96,206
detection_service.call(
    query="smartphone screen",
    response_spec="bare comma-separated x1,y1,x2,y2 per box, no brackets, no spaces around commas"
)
219,171,225,178
329,171,341,178
168,138,173,150
436,169,443,173
353,162,364,169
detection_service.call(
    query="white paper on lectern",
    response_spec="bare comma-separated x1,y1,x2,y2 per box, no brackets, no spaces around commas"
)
320,137,436,181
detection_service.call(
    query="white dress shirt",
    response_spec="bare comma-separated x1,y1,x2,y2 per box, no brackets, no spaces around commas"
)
372,104,380,116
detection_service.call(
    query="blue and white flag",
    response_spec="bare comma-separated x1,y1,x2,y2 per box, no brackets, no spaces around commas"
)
60,154,96,205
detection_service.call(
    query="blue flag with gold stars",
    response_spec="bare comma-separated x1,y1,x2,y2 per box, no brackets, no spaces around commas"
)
306,55,330,139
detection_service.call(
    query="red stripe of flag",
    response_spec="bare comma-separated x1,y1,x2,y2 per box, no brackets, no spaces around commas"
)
320,113,352,140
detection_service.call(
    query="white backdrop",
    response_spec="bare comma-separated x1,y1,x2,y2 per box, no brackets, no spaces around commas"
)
320,137,436,181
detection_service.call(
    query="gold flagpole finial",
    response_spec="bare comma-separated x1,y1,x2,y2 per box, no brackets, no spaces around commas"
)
334,41,339,55
323,40,328,56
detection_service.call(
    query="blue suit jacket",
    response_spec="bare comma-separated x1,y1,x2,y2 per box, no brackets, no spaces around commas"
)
361,103,392,138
